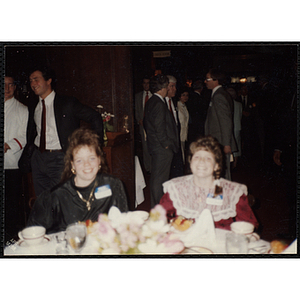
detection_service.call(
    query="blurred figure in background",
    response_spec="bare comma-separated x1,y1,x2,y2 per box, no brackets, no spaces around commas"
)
135,75,152,173
4,74,29,241
204,68,237,180
227,87,242,170
143,75,179,208
166,75,184,178
237,85,262,164
186,79,209,145
177,86,190,164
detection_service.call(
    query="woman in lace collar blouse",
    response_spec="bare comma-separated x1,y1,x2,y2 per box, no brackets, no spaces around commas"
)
160,135,258,230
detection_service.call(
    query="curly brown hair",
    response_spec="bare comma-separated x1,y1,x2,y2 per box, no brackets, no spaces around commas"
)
60,128,109,183
188,135,223,179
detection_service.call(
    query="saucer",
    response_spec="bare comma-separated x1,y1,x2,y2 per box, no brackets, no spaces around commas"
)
182,246,213,254
17,235,51,247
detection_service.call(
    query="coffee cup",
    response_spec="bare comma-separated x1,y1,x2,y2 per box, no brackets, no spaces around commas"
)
18,226,46,246
230,221,259,242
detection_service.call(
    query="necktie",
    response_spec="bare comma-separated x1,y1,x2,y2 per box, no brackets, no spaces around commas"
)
39,99,46,153
169,98,175,119
145,91,149,104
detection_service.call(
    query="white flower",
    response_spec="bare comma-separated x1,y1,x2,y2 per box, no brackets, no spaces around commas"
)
149,204,167,223
141,219,170,239
108,206,148,228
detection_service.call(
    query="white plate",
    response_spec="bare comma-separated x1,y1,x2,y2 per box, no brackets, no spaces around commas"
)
17,235,51,247
182,246,213,254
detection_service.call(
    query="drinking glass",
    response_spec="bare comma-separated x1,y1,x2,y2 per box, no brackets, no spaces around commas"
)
226,232,248,254
66,223,87,253
55,231,69,255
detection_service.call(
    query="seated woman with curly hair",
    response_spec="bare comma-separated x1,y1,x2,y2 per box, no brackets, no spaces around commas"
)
160,135,258,230
27,128,128,233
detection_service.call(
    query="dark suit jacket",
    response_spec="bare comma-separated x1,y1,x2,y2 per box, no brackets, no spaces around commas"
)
205,87,237,151
26,93,103,152
186,91,209,138
143,94,179,154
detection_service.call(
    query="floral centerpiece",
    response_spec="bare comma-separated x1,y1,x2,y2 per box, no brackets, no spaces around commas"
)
87,205,185,254
97,105,114,141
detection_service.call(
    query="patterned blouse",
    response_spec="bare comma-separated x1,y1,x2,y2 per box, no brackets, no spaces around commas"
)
160,175,258,230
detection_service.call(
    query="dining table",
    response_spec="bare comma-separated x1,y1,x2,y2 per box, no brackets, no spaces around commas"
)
4,227,296,256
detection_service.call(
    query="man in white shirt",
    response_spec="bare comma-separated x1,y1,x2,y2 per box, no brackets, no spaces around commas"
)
22,66,103,197
135,76,152,173
4,75,29,241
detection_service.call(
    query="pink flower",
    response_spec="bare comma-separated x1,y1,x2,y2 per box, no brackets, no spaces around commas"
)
158,233,185,254
97,214,116,244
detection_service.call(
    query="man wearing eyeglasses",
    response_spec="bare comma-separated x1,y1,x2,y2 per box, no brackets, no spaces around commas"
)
204,68,237,180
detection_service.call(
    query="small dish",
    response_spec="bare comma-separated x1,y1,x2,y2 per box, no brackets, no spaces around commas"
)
17,235,51,247
182,246,213,254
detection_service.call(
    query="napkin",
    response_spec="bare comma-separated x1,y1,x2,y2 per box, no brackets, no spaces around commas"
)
175,209,217,249
135,156,146,207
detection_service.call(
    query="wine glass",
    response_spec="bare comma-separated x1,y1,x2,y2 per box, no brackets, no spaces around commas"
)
66,223,87,254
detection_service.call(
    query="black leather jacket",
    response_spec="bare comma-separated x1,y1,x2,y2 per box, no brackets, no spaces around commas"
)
27,173,128,233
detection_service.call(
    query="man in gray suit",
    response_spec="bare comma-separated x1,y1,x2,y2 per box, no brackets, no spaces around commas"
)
135,76,152,173
143,75,179,207
204,68,236,180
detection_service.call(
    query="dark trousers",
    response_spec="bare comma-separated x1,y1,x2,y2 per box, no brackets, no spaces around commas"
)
31,148,65,197
5,169,24,242
150,148,173,208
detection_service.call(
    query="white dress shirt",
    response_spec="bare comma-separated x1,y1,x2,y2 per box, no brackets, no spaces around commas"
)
4,97,28,169
165,96,178,124
34,90,61,150
143,90,152,110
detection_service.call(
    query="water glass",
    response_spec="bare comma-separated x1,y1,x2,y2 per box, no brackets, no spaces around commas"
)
66,223,87,253
226,232,248,254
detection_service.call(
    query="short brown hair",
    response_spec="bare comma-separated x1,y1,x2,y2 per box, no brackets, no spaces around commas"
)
149,74,169,94
188,135,223,179
61,128,108,183
209,68,226,85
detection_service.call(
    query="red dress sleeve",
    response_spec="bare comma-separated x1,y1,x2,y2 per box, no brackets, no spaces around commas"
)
159,192,177,221
235,194,259,229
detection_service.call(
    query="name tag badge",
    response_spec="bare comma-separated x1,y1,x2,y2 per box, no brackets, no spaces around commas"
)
206,193,223,206
94,184,112,199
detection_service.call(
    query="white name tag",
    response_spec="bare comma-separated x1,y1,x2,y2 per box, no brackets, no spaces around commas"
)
94,184,112,199
206,193,223,206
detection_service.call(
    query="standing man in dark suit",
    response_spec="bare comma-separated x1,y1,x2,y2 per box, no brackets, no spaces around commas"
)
135,76,152,173
186,80,209,144
166,75,184,178
204,68,236,180
143,75,179,208
23,66,103,197
237,85,261,162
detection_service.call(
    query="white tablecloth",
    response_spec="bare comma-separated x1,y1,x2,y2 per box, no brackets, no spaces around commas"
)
4,229,286,256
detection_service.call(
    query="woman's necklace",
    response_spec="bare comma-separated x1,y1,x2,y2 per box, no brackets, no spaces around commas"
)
76,179,97,211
